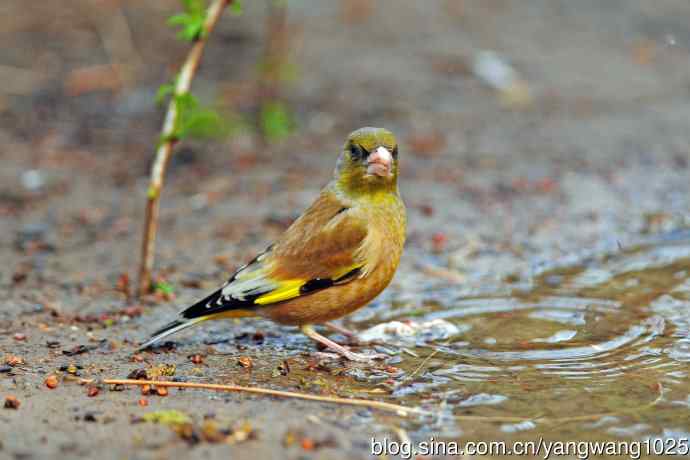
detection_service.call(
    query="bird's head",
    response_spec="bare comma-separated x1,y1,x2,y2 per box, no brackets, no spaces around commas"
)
335,127,399,197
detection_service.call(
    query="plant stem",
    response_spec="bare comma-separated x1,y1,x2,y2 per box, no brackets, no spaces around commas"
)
137,0,231,297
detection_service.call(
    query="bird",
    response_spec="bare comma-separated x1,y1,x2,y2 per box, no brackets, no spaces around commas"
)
139,127,406,361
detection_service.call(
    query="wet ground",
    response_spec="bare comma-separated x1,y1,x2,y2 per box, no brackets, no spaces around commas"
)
2,0,690,459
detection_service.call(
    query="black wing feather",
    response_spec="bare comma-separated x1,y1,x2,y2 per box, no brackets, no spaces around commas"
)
180,287,259,320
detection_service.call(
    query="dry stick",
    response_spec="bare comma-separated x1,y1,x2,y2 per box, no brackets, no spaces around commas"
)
76,378,531,423
137,0,231,297
87,378,426,417
78,377,662,424
85,378,527,422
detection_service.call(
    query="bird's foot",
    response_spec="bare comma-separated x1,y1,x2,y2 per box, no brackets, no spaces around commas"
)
323,322,362,345
324,321,357,338
302,324,385,362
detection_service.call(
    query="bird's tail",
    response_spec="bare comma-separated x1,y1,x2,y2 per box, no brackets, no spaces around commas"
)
138,288,256,351
137,317,206,351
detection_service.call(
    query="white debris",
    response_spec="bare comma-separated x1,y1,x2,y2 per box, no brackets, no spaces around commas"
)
472,50,531,108
21,169,45,191
357,319,463,344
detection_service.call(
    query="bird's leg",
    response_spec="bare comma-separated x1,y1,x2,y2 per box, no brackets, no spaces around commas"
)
301,324,383,362
324,321,357,338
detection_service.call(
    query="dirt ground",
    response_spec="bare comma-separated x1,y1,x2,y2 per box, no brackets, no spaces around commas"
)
2,1,690,459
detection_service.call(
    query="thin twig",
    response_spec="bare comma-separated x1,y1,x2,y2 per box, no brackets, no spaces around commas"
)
82,378,424,417
397,344,443,386
77,377,532,422
137,0,231,297
74,378,663,425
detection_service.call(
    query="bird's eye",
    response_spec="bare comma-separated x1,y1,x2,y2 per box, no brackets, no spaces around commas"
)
350,143,367,161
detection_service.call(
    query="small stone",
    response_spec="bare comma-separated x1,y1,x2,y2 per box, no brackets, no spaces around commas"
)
301,438,315,450
237,356,253,369
5,355,24,367
87,386,100,397
4,396,20,409
189,354,204,365
127,368,147,380
45,375,59,389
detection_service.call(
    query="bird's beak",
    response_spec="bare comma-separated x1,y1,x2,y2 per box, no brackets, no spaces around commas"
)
366,146,393,177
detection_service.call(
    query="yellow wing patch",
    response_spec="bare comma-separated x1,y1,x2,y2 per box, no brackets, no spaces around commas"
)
253,263,362,306
254,279,304,305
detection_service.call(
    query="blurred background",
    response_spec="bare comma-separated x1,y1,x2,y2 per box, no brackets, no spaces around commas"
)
3,0,690,315
3,0,690,285
3,0,690,307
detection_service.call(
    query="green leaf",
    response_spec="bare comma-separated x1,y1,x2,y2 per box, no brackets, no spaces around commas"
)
179,107,226,139
260,101,294,142
154,281,175,295
229,0,243,16
155,83,175,105
170,91,247,140
174,92,200,112
168,14,189,25
168,0,207,41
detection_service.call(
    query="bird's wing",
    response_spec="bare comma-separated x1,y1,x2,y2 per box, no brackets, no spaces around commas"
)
179,189,369,320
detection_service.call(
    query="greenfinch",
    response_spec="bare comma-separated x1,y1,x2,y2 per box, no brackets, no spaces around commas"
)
140,127,406,361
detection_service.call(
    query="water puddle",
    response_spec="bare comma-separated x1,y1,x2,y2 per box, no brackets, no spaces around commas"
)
346,238,690,443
